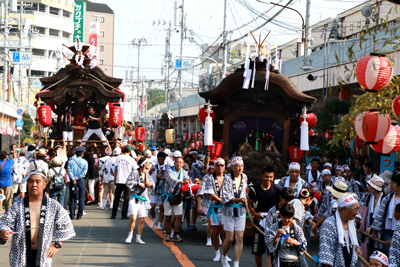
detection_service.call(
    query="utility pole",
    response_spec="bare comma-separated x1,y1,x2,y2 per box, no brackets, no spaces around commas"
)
2,0,9,126
302,0,312,70
222,0,228,78
18,0,24,108
132,38,147,123
178,0,185,132
164,21,172,108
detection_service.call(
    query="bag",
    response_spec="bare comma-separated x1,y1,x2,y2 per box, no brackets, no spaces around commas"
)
52,168,65,190
168,195,182,206
70,183,79,199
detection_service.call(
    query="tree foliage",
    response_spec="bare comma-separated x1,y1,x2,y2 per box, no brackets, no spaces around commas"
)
21,112,34,142
147,89,165,110
315,99,350,132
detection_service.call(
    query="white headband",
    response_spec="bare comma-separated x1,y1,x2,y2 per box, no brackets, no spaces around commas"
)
289,162,300,171
370,250,388,265
140,159,150,167
189,150,198,155
334,176,345,183
231,157,243,166
26,169,47,182
321,169,331,176
214,158,225,164
338,194,358,208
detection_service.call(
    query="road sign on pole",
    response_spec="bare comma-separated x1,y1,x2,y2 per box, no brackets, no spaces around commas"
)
16,119,24,127
175,58,192,70
17,109,23,116
10,51,32,65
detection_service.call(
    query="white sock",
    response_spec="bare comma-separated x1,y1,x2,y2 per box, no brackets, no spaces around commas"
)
233,261,239,267
157,222,163,229
171,229,175,237
219,235,222,245
127,232,133,239
206,237,212,245
101,200,107,209
213,250,220,262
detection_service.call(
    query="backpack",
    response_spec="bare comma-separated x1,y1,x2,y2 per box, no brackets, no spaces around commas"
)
52,167,65,190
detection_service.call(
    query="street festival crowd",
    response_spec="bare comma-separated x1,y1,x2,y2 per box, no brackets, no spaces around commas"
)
0,137,399,266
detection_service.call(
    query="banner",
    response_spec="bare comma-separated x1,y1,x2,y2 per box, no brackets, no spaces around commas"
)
73,2,86,42
89,21,99,50
380,153,396,174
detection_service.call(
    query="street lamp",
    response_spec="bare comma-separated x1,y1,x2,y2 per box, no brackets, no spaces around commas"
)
256,0,312,70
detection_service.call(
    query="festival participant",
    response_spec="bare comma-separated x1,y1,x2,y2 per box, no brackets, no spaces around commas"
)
306,158,321,185
312,180,348,234
323,162,332,172
388,208,400,267
184,153,202,232
343,165,360,196
369,173,400,255
190,149,204,172
111,145,138,220
319,193,363,267
0,170,75,266
290,187,315,230
361,175,386,258
197,158,228,261
84,146,99,204
278,162,308,197
364,162,375,185
149,151,169,230
332,165,344,180
196,169,214,248
248,165,281,267
163,156,189,242
0,147,16,213
67,147,88,220
264,188,295,230
100,147,120,210
317,169,333,194
12,149,29,199
81,106,108,146
369,251,388,267
265,204,307,267
47,157,67,205
60,108,74,141
221,156,248,267
96,147,112,209
125,157,154,244
150,146,158,165
26,148,49,176
163,149,174,168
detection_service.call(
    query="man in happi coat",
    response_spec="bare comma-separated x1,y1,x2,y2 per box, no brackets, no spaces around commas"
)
0,170,75,266
319,193,363,267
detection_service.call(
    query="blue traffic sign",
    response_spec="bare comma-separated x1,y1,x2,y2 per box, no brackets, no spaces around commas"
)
175,59,182,69
17,109,23,116
10,51,32,65
16,119,23,127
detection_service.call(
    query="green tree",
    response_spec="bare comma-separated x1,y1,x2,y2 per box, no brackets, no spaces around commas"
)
147,89,165,109
21,112,34,141
315,99,350,132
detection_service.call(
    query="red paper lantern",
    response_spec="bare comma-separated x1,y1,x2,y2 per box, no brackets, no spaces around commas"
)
196,140,202,148
299,113,317,128
288,146,304,163
193,132,199,140
190,142,197,149
198,107,215,123
354,110,390,144
370,124,400,155
138,143,144,151
135,126,145,142
392,95,400,119
183,148,190,155
355,135,363,149
356,54,393,92
37,104,52,126
109,104,122,127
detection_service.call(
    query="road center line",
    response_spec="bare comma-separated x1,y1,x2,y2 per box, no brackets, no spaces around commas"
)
144,217,196,267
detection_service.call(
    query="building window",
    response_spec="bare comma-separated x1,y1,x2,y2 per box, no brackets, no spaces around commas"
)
36,27,46,35
63,10,71,18
100,45,104,52
100,31,105,37
32,49,45,57
93,16,97,22
38,4,46,13
100,17,105,23
99,59,104,65
49,29,59,37
49,7,59,16
62,32,71,39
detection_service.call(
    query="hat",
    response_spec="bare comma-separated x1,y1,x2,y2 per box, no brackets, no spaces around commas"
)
36,148,47,156
379,170,393,185
113,147,121,155
173,150,182,158
370,250,388,266
51,156,63,166
75,146,86,152
144,150,152,158
24,142,30,146
124,145,133,153
337,193,358,208
164,149,171,156
289,162,300,171
183,163,189,170
323,162,332,168
321,169,331,176
367,174,384,191
150,145,156,151
54,144,62,149
327,180,348,199
335,165,344,172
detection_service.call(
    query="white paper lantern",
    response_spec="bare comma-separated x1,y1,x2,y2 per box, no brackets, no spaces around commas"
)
204,116,213,146
300,120,309,151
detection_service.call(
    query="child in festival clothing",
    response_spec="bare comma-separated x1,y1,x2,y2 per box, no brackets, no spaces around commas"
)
265,204,307,267
369,250,388,267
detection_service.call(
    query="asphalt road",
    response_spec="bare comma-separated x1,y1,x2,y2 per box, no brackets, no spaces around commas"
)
0,205,322,267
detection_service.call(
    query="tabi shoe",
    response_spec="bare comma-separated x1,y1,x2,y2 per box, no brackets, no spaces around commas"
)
213,250,221,262
165,235,171,242
226,255,232,262
125,233,133,244
150,219,158,229
221,255,230,267
205,237,212,247
135,235,145,245
157,222,164,230
233,261,239,267
171,233,183,242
